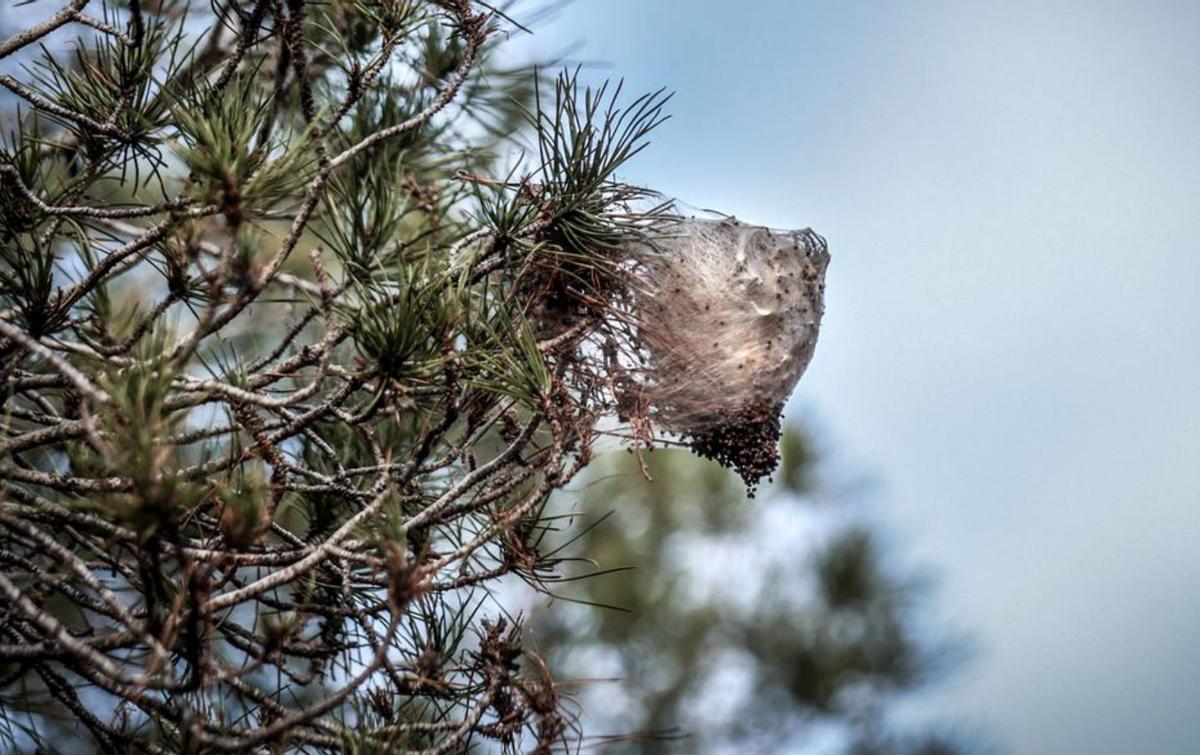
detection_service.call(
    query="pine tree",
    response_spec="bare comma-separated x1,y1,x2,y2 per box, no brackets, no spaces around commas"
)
0,1,683,751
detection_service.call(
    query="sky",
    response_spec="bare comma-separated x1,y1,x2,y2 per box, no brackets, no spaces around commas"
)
517,2,1200,753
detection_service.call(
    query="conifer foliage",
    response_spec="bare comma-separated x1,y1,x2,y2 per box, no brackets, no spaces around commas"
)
0,1,691,750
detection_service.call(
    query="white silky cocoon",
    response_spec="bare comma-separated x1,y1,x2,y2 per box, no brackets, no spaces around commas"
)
631,215,829,434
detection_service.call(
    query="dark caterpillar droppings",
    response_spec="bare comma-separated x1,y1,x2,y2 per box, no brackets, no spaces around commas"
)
684,399,783,497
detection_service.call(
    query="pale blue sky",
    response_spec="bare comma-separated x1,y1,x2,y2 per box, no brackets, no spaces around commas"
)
520,2,1200,752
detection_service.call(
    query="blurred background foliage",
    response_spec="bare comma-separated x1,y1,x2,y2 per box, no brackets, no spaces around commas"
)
524,425,988,754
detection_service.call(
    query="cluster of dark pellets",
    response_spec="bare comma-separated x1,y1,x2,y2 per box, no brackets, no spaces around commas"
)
685,399,784,496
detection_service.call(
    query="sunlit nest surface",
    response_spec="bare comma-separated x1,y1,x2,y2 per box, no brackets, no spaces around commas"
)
619,213,830,490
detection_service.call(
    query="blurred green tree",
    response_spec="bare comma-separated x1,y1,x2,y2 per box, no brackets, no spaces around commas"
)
527,426,983,754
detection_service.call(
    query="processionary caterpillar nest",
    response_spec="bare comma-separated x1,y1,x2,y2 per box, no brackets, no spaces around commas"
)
620,214,830,491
